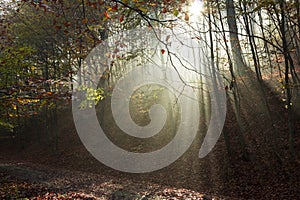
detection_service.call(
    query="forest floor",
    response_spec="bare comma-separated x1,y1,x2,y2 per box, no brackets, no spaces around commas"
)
0,161,222,199
0,75,300,199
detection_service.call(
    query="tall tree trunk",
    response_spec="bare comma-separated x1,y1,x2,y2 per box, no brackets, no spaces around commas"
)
239,0,262,82
209,2,232,157
225,0,247,75
280,0,296,159
217,0,250,160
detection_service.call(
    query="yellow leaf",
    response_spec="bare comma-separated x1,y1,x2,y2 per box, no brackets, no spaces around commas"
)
139,7,147,13
173,9,179,16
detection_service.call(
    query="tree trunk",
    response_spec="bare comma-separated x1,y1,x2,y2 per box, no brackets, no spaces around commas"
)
225,0,247,75
280,0,296,159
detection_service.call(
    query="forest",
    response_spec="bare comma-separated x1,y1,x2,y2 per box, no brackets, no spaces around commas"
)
0,0,299,199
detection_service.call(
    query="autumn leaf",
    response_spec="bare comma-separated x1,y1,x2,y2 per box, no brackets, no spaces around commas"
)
166,35,170,42
82,18,88,25
139,7,148,13
111,5,118,11
12,104,17,110
192,36,201,40
173,9,179,16
91,3,97,9
161,49,166,54
98,0,104,5
64,22,71,27
184,13,189,21
120,15,124,22
104,11,110,19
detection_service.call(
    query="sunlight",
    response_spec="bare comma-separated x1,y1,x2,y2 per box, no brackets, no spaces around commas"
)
189,0,204,16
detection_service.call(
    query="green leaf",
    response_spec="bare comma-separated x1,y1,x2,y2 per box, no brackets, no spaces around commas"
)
173,9,179,17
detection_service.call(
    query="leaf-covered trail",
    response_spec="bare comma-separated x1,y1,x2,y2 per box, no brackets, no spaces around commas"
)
0,161,226,200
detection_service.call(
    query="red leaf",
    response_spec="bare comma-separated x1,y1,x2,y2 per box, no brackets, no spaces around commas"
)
120,15,124,22
111,5,118,11
91,3,97,9
161,49,166,54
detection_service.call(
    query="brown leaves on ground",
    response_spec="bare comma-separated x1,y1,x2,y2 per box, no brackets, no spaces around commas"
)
0,163,223,200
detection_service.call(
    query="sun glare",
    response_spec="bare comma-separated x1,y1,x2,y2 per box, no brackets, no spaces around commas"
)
189,0,204,16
